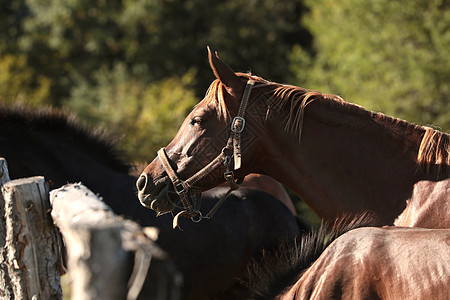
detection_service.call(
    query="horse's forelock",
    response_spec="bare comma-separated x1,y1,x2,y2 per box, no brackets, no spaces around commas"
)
201,73,269,122
202,79,230,121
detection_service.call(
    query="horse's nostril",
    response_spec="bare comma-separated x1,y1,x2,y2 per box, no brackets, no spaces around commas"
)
137,174,148,192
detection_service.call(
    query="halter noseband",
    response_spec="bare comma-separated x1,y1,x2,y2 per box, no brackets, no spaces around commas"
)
157,80,255,227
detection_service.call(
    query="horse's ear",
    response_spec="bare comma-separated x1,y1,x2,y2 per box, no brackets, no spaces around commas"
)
207,46,242,93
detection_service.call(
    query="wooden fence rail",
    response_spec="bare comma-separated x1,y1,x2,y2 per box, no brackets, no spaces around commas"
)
0,158,181,300
50,183,181,300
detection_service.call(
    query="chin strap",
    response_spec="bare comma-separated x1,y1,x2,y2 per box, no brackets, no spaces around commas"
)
157,80,255,228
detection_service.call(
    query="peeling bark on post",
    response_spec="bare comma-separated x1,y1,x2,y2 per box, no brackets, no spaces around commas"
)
0,158,11,185
50,183,181,300
3,176,63,299
0,158,13,299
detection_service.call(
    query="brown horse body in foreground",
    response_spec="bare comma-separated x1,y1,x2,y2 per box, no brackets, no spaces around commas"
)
247,224,450,300
137,47,449,228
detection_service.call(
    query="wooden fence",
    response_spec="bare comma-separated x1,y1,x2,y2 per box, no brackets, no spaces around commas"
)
0,158,181,300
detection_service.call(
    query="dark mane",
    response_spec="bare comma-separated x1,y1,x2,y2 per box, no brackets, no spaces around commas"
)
243,213,375,299
0,104,132,174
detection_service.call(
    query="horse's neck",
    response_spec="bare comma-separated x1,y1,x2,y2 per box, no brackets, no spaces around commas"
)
262,99,425,225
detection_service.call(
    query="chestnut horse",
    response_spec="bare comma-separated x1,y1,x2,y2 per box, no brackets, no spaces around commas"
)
0,104,304,299
245,219,450,299
137,47,449,228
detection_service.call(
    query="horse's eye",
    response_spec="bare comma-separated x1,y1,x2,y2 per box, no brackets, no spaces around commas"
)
189,117,203,127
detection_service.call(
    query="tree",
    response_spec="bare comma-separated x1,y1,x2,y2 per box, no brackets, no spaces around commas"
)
0,54,50,106
290,0,450,131
0,0,50,106
67,65,198,162
6,0,311,106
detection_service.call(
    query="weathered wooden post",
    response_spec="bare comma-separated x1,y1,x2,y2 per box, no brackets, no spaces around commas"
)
2,176,63,299
50,183,181,300
0,158,13,298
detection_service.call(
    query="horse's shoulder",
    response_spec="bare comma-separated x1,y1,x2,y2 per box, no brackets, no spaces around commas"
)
294,226,450,299
290,227,387,299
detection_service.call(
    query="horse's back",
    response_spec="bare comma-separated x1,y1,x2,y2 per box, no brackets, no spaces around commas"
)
290,227,450,300
396,178,450,228
239,174,296,215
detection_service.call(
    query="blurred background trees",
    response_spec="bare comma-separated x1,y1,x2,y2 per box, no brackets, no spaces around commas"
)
1,0,449,224
290,0,449,130
1,0,311,160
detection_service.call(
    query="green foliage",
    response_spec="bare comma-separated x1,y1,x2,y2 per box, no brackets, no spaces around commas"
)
0,54,51,106
67,66,198,162
202,0,311,83
8,0,309,103
291,0,450,131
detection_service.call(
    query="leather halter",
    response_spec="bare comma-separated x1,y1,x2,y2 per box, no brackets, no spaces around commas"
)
157,80,255,227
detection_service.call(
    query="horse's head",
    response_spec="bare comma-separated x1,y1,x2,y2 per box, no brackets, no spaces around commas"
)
137,47,267,219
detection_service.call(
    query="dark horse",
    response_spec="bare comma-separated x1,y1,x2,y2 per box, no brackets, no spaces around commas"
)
137,47,449,228
0,104,303,299
245,216,450,299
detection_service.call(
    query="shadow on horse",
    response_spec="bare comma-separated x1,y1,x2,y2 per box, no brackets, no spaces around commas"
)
0,104,305,299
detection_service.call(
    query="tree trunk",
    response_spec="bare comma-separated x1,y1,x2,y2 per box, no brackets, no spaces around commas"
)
3,176,63,299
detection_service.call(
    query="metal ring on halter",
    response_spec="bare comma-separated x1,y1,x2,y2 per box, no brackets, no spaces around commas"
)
221,146,233,156
173,180,187,195
190,210,204,223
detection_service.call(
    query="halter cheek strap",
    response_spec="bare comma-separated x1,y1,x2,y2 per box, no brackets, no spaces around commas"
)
158,79,255,227
231,80,255,169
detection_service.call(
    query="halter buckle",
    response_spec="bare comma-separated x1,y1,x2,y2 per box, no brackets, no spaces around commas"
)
231,116,246,133
173,180,187,195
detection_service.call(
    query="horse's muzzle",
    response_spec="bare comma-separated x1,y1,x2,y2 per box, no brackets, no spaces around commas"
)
136,172,174,212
